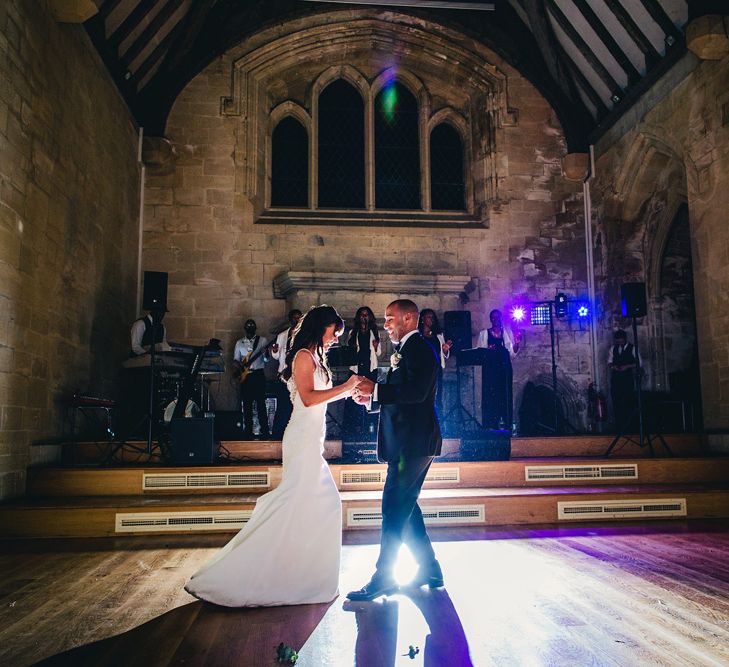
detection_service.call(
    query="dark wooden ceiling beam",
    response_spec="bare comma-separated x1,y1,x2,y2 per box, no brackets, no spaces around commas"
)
639,0,682,43
606,0,661,69
109,0,157,49
546,0,623,99
560,48,609,119
121,0,184,70
520,0,576,99
98,0,125,21
569,0,641,85
130,17,186,88
154,0,220,75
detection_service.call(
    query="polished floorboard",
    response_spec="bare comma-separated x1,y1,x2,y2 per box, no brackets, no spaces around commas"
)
1,521,728,666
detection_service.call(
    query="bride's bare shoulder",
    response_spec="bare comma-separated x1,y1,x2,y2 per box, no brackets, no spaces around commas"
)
293,348,316,369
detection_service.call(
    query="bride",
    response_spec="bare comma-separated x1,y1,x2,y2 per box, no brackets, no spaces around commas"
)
185,305,363,607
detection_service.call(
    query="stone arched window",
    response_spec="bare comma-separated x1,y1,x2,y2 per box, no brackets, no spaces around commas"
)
430,122,465,211
317,79,365,209
271,116,309,207
374,81,420,210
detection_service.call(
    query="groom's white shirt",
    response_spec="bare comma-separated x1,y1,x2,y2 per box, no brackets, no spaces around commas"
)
372,328,418,404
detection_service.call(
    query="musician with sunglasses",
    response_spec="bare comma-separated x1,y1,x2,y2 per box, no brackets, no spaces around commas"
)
233,319,270,439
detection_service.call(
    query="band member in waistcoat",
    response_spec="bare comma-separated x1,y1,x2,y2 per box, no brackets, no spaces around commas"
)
233,319,270,439
476,309,521,429
270,309,302,439
608,329,639,431
130,310,171,357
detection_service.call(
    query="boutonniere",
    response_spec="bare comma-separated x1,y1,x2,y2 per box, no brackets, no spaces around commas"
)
390,352,402,369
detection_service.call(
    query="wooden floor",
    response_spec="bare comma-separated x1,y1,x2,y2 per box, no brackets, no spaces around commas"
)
1,521,728,666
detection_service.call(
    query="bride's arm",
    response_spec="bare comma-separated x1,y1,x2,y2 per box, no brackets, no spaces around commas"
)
293,351,362,407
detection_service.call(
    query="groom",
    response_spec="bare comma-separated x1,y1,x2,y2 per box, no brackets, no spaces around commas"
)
347,299,443,601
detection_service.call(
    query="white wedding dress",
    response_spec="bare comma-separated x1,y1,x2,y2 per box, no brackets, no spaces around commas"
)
185,349,342,607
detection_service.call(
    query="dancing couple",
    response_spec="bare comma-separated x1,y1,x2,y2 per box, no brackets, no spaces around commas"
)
185,299,443,606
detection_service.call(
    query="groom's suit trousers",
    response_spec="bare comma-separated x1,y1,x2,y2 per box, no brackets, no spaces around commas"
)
376,454,437,573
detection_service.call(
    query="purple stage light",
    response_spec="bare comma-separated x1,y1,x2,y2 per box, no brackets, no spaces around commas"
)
511,305,526,323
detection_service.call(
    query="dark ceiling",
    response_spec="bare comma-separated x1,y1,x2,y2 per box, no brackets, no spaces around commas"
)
85,0,695,152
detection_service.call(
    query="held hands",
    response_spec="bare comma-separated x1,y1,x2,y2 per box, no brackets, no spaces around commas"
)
351,377,376,405
442,339,453,354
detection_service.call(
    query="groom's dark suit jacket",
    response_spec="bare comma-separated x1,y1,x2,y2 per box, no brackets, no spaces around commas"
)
375,332,442,463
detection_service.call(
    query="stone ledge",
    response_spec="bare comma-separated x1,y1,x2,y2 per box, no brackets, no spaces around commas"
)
257,209,487,229
273,271,474,298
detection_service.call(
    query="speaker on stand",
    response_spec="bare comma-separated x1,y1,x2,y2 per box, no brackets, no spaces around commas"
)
606,282,671,457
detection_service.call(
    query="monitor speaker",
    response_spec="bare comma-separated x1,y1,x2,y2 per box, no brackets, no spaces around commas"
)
170,417,217,465
620,282,647,318
444,310,472,354
142,271,168,311
214,411,246,440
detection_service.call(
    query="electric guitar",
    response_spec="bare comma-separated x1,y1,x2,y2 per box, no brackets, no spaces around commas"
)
234,339,273,384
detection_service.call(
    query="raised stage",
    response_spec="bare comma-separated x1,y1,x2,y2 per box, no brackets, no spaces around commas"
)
4,434,728,540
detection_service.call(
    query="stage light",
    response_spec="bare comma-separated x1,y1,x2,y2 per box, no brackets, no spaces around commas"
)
511,305,526,323
554,293,568,318
577,303,590,318
530,304,551,326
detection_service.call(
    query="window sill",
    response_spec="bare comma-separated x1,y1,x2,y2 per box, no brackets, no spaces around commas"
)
257,208,486,228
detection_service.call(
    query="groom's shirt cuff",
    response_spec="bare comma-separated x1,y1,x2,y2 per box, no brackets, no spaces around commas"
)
367,383,378,411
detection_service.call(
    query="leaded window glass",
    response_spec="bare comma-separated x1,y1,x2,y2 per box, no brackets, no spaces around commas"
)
430,122,465,211
318,80,365,208
271,117,308,207
375,82,420,210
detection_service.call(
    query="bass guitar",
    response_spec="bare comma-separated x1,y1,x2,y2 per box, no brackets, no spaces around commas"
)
234,339,273,384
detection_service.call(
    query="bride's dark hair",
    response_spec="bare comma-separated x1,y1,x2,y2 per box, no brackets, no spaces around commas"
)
282,305,344,383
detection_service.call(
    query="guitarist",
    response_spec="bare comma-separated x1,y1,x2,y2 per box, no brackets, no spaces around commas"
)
233,319,270,439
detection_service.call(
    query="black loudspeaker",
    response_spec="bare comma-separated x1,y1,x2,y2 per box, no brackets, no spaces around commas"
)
620,282,647,318
214,411,246,440
142,271,168,311
170,418,217,465
444,310,472,353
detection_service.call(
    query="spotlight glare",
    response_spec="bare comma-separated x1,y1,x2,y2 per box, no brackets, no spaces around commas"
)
511,306,526,322
577,304,589,318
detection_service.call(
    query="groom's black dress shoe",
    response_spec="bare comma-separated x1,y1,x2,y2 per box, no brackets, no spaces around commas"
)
405,562,444,589
346,576,398,601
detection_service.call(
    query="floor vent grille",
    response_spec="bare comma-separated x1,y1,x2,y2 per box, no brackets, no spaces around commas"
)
347,504,484,527
340,468,460,486
525,464,638,482
115,510,253,533
143,472,270,491
558,498,687,520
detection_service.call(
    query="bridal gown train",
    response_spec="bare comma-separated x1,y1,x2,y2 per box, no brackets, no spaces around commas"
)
185,350,342,607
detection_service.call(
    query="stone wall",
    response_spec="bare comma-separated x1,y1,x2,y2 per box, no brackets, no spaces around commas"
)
143,9,591,424
591,51,729,444
0,2,141,498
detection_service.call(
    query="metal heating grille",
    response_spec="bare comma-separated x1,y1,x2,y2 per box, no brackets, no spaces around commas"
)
143,472,270,491
115,510,253,533
525,464,638,482
558,498,686,520
347,504,484,527
340,467,460,486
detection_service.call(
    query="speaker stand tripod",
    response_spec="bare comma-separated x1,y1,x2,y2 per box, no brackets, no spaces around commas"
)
442,354,482,437
605,316,672,457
